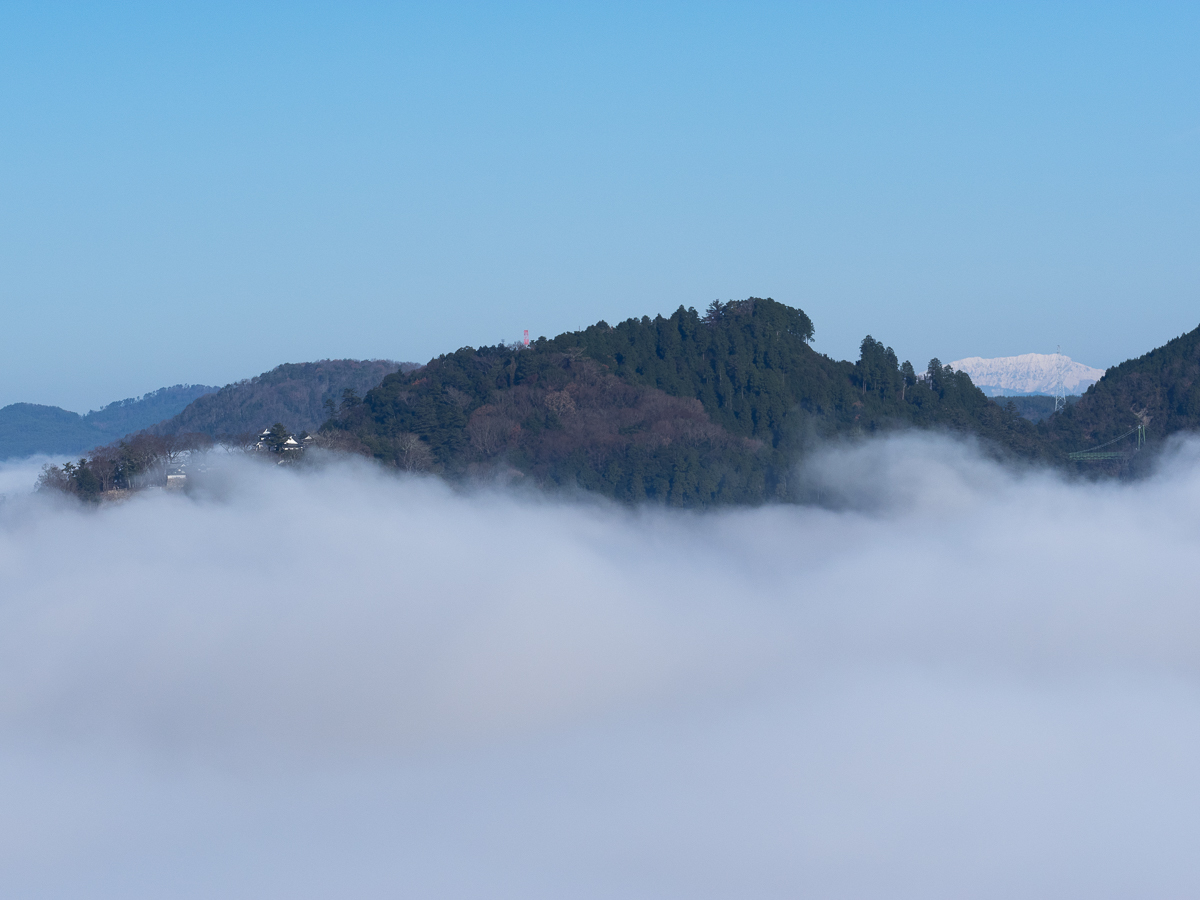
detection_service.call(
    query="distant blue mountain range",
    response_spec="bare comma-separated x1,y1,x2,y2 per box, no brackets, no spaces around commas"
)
0,384,218,460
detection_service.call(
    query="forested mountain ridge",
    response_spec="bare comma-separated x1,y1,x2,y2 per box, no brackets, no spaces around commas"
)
548,300,1040,452
44,302,1200,506
332,344,769,504
1041,321,1200,467
151,359,420,438
0,384,217,460
326,299,1042,504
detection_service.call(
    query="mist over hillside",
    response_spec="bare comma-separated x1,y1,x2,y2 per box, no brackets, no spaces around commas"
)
3,435,1200,896
34,302,1200,505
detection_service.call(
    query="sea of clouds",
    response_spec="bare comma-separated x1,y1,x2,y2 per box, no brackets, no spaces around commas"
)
1,437,1199,899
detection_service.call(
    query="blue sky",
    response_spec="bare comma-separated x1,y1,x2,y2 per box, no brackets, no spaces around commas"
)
2,2,1197,412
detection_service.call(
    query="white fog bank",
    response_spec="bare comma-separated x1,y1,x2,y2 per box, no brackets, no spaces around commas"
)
2,436,1200,898
0,455,55,499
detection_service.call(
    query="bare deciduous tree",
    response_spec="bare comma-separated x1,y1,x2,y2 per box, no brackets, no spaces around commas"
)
392,432,433,471
466,416,514,457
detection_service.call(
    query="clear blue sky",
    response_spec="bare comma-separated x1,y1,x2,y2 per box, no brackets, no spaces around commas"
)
2,2,1197,412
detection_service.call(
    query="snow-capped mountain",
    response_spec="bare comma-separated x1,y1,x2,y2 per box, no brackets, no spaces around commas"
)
949,353,1105,396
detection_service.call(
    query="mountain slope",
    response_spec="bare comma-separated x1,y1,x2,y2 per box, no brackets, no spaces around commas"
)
38,311,1200,502
0,404,95,460
1041,322,1200,467
0,384,217,460
951,353,1104,396
327,299,1041,504
550,302,1037,451
152,359,419,438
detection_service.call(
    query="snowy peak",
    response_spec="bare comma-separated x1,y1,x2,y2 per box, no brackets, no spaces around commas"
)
949,353,1105,396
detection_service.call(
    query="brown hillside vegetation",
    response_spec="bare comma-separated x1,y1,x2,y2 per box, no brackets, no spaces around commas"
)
463,356,760,491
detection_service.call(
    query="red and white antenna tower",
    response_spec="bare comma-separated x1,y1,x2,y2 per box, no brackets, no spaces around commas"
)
523,329,530,347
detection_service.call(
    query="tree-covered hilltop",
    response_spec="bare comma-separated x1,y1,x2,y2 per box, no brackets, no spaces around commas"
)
150,359,419,438
331,345,769,504
325,298,1041,504
550,300,1040,454
29,361,418,501
1039,321,1200,471
36,421,311,500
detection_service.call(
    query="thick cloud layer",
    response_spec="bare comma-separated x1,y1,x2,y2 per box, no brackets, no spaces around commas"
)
0,455,53,500
2,438,1200,898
